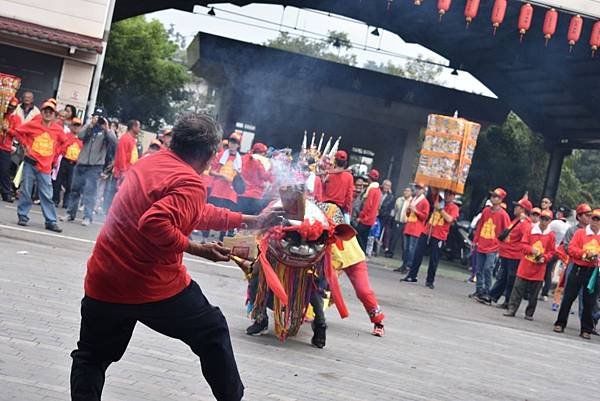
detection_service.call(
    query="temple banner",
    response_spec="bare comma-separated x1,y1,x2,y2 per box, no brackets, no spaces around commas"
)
0,73,21,121
414,114,481,194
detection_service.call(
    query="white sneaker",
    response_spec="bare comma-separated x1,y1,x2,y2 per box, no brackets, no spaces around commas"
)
81,218,91,226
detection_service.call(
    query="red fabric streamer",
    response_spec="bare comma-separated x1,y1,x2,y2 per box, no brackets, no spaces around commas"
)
258,235,289,306
323,247,349,319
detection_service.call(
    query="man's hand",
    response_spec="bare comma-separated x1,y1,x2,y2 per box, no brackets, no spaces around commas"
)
186,241,231,262
242,205,285,230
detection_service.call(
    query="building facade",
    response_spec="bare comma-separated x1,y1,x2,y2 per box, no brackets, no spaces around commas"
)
0,0,113,117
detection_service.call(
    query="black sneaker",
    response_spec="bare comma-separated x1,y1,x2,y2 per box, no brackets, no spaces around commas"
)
425,282,435,289
393,267,406,273
2,196,14,203
496,303,509,310
401,276,417,283
475,294,492,305
246,319,268,336
45,222,63,233
311,322,327,348
524,315,534,321
503,310,516,317
17,216,28,226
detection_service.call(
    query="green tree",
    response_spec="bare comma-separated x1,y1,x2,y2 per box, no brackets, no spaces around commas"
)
265,31,357,66
98,16,189,129
557,150,600,207
464,112,548,215
363,57,445,85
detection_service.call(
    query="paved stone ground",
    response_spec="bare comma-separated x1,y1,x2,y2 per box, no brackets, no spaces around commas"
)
1,203,599,401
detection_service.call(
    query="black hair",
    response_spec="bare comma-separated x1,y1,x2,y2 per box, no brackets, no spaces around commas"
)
127,120,139,131
334,158,347,168
170,113,221,164
65,104,77,118
148,143,161,151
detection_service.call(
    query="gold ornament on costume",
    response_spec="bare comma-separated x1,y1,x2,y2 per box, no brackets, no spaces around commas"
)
31,132,54,157
526,241,545,262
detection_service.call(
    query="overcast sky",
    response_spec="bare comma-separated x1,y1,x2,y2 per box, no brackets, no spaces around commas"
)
147,3,494,97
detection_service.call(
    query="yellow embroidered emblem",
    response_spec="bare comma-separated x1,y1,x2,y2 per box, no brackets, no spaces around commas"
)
480,218,496,240
130,147,138,164
526,240,545,262
583,239,600,254
65,143,80,161
31,132,54,157
407,212,417,223
429,210,444,226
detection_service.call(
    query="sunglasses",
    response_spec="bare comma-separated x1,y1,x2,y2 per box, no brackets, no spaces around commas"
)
592,216,600,222
532,213,540,217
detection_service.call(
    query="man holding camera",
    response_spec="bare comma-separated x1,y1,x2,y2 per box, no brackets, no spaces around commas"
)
11,99,66,231
66,114,117,226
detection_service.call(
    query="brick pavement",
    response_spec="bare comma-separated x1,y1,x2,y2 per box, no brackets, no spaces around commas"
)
1,204,599,401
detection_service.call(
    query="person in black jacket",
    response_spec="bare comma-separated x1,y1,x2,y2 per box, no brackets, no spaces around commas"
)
378,179,395,255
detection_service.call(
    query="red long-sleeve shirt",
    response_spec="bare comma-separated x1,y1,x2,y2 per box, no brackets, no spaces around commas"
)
568,226,600,268
358,184,381,226
11,118,66,174
210,150,238,204
241,153,271,199
322,171,354,213
85,150,243,304
404,196,430,238
1,114,21,153
473,206,511,254
426,202,460,241
61,132,83,162
517,227,556,281
113,132,138,178
499,217,532,260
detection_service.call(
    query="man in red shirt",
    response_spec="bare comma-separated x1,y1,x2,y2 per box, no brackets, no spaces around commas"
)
12,99,66,232
322,150,354,219
0,97,21,202
112,119,140,181
70,114,282,401
554,208,600,339
355,169,382,251
402,190,459,288
239,142,271,215
471,187,511,304
400,183,430,274
504,209,556,319
489,197,532,308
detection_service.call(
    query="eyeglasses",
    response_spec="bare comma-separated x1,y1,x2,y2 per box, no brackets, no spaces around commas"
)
592,216,600,222
541,200,551,204
532,213,540,217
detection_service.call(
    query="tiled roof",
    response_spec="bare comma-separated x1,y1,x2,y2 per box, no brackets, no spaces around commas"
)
0,15,103,54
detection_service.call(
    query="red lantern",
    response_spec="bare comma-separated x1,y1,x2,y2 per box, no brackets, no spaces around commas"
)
491,0,507,35
589,21,600,56
543,9,558,46
567,15,583,52
464,0,480,28
518,3,534,42
438,0,452,21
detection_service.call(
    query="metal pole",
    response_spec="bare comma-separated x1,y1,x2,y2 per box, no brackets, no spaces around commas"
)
542,147,570,201
86,0,116,121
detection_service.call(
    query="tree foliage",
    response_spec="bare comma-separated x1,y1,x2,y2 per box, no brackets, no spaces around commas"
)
557,150,600,207
363,58,445,85
464,112,548,215
98,16,189,129
265,31,357,66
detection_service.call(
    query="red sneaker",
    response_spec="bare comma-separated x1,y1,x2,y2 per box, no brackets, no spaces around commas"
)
372,323,385,337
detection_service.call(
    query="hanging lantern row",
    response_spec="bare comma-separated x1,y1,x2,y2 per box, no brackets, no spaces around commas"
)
420,0,600,55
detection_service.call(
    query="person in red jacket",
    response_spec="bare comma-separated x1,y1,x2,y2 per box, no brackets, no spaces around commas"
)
112,119,140,181
322,150,354,220
402,190,459,287
355,169,382,251
0,97,21,202
70,114,283,401
239,142,271,215
400,182,430,273
490,197,533,308
554,208,600,339
12,99,66,232
471,188,511,304
504,209,556,319
52,117,83,208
